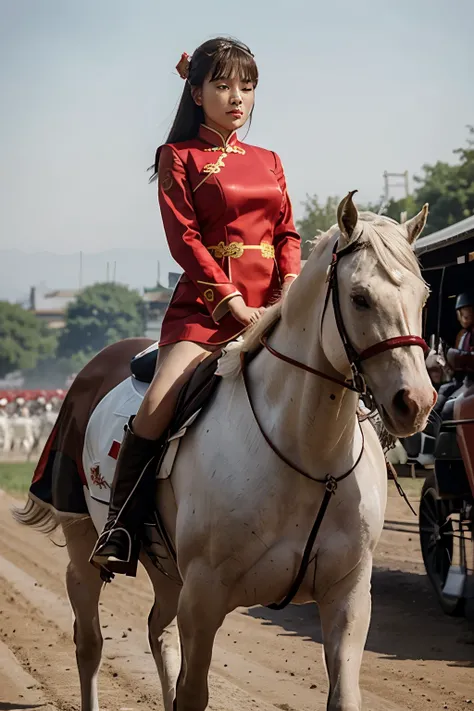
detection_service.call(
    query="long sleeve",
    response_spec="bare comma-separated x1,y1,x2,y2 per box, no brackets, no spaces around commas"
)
158,145,241,322
272,152,301,281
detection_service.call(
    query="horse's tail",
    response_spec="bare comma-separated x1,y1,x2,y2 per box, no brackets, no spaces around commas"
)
11,495,60,534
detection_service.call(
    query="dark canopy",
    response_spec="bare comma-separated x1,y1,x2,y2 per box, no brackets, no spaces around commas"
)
415,216,474,347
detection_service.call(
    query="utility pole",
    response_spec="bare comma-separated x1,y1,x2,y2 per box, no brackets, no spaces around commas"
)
379,170,410,219
383,170,409,203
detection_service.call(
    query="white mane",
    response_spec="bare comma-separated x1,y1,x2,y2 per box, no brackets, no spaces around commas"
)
215,302,282,378
216,212,424,379
354,212,421,285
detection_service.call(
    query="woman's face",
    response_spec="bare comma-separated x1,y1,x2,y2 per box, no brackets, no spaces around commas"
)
457,305,474,329
194,74,255,137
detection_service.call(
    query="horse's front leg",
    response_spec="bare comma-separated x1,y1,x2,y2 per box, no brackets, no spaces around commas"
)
318,556,372,711
174,564,228,711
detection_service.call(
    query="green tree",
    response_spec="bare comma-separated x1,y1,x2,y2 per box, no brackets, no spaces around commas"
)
23,351,92,388
384,126,474,234
297,195,379,259
58,282,146,359
297,195,340,259
0,301,57,377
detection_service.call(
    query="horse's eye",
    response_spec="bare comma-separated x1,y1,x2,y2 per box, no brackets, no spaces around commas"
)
351,294,370,309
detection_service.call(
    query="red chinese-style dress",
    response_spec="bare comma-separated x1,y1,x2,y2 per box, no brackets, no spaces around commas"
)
158,124,301,346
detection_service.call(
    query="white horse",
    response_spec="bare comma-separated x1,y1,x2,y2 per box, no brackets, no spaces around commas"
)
27,405,57,460
14,194,436,711
0,409,11,452
9,413,36,454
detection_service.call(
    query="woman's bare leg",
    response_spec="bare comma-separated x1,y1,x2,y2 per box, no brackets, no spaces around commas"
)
133,341,216,440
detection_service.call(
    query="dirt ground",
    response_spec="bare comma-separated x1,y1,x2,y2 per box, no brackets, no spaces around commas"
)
0,483,473,711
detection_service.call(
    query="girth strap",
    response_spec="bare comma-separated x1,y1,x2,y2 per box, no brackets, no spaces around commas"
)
267,483,334,610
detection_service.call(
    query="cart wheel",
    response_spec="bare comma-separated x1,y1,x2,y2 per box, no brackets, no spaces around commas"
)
419,473,465,616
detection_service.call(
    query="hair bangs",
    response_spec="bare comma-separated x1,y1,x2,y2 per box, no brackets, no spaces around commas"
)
209,45,258,86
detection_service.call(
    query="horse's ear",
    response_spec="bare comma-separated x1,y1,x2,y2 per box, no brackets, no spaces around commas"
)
404,204,429,244
337,191,359,245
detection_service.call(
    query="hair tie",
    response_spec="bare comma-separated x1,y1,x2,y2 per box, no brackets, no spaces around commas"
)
176,52,190,80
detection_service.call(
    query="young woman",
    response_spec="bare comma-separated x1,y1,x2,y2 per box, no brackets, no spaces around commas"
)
91,36,301,576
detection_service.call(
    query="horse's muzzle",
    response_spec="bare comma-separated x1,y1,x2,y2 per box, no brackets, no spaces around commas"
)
386,386,437,437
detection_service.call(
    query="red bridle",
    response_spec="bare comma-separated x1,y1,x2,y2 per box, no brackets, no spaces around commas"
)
358,335,429,362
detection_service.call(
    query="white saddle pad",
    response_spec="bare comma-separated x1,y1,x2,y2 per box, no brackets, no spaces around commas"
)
82,375,201,534
82,377,147,533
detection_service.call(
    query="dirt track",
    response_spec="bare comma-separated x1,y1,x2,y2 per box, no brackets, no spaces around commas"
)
0,484,473,711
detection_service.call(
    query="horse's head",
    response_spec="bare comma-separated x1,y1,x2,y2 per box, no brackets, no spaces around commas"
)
320,192,436,437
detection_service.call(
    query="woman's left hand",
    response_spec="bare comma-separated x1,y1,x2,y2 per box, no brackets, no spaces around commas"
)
249,307,266,326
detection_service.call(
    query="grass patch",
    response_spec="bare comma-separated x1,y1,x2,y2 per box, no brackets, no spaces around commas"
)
0,461,35,496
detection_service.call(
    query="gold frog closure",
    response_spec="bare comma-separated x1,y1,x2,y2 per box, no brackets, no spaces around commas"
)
193,145,246,193
204,145,246,155
202,153,227,176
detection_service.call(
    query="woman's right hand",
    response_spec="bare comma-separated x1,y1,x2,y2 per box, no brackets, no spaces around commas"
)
228,296,266,327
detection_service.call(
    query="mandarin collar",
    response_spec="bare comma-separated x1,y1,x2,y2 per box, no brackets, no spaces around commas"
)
199,124,238,149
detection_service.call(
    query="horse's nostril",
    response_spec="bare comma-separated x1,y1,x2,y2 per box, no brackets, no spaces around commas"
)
393,389,410,416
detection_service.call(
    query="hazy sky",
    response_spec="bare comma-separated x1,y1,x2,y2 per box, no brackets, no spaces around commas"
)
1,0,473,264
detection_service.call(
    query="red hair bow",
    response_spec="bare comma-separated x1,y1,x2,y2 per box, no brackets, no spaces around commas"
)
176,52,190,80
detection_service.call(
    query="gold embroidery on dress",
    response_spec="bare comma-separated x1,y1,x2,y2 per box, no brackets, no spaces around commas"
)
202,153,227,177
160,170,174,192
210,242,245,259
204,145,246,155
207,242,275,259
260,242,275,259
197,280,234,287
193,145,246,193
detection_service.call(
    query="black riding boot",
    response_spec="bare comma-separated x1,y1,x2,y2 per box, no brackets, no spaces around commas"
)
90,417,162,577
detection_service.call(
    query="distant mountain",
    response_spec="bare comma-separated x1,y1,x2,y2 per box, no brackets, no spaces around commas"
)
0,248,180,303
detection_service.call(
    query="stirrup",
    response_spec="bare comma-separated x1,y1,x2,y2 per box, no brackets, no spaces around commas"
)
90,525,139,577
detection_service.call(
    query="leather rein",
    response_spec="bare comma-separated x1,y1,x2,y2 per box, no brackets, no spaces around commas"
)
240,235,429,610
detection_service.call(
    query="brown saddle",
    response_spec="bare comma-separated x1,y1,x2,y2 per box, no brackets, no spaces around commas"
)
168,349,223,438
142,349,224,565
